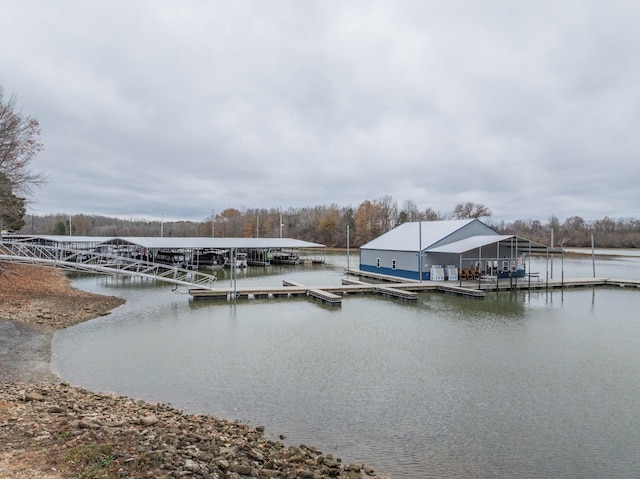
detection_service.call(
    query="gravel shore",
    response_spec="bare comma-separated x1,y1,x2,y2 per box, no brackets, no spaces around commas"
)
0,263,384,479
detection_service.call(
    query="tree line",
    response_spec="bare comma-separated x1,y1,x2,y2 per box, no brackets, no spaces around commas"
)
16,200,640,249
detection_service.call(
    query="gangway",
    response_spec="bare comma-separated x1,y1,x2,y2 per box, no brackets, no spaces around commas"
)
0,241,218,290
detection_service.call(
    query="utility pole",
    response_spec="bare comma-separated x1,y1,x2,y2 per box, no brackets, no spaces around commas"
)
347,224,350,272
418,219,422,282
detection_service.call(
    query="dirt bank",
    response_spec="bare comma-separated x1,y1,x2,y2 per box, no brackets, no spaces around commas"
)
0,262,125,330
0,263,383,479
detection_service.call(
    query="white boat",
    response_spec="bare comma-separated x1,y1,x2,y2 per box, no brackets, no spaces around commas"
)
224,252,248,269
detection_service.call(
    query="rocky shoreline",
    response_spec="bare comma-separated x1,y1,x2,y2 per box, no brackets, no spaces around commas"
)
0,263,385,478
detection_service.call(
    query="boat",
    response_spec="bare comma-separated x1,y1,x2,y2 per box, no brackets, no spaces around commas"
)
270,250,300,265
153,250,188,268
224,251,248,269
191,249,226,269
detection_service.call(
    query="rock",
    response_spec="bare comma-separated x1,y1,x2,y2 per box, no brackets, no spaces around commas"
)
139,414,159,426
24,391,45,401
229,463,254,476
323,457,341,469
247,449,265,462
259,469,280,477
183,458,202,473
0,381,381,479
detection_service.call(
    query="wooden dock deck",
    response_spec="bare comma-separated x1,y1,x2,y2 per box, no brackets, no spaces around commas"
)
341,277,419,300
282,280,343,305
189,271,639,306
345,269,640,293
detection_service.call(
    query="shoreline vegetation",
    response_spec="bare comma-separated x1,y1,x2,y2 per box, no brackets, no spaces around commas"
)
0,262,383,479
17,209,640,250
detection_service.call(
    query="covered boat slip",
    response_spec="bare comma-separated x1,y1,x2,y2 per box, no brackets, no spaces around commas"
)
3,235,326,269
424,234,563,285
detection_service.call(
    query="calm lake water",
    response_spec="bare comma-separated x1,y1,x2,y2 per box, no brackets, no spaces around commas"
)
52,252,640,479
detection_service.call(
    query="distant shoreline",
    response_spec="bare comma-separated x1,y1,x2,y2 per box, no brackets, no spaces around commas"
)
561,247,640,257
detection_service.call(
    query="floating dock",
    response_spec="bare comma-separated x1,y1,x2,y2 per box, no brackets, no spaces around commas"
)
344,269,640,293
189,271,639,306
282,280,343,305
189,276,482,305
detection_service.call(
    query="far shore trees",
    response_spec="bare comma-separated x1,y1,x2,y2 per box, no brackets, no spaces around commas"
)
17,196,639,249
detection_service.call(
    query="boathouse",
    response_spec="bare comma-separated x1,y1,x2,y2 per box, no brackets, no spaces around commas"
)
359,219,557,281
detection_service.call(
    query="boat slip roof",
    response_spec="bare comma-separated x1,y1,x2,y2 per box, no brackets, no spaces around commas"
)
426,235,561,254
6,235,325,249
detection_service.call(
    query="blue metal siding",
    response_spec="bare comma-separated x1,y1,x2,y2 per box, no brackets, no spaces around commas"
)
360,249,430,280
359,263,430,280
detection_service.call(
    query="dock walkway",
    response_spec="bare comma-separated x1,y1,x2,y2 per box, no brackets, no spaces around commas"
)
282,280,343,305
189,275,485,305
189,271,639,306
341,278,419,300
345,269,640,293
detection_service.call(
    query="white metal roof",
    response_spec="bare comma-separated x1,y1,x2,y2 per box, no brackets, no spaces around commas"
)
360,219,479,251
107,237,325,249
426,235,561,254
426,235,515,254
6,235,324,249
7,235,114,244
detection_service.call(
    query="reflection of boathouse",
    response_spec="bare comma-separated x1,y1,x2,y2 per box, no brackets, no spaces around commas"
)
360,219,559,281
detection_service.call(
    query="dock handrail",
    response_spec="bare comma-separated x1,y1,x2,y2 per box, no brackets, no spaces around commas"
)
0,242,218,290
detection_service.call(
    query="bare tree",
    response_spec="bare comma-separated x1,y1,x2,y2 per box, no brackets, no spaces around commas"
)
0,87,46,231
452,202,492,219
423,206,443,221
0,172,25,230
0,87,46,194
398,200,421,224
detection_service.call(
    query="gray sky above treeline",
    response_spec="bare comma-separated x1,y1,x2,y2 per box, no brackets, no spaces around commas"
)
2,0,638,222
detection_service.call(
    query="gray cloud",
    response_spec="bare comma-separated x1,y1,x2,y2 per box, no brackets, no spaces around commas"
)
1,0,638,223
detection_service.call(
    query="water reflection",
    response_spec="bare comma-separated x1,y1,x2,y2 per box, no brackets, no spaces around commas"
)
53,253,640,479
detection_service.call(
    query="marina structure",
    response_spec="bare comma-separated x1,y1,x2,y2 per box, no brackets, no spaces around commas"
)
2,232,638,308
188,272,640,306
359,219,561,282
0,234,325,292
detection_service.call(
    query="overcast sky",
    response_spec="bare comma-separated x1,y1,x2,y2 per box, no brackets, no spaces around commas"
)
1,0,638,223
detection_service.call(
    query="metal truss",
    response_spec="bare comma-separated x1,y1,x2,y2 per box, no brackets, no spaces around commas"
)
0,242,217,290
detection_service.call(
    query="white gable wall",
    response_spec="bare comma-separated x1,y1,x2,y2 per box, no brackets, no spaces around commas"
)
428,220,497,249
